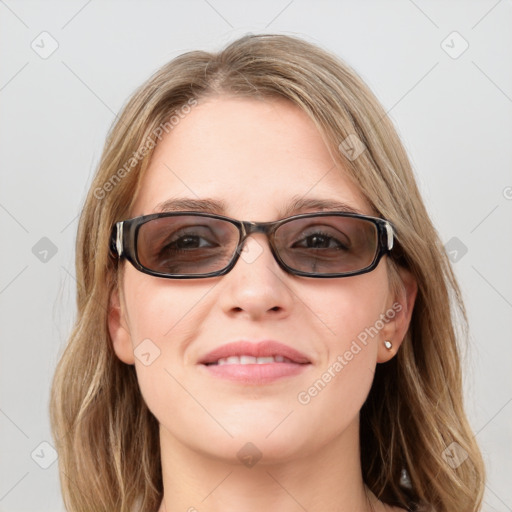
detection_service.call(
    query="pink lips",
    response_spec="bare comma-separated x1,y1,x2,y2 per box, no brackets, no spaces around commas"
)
198,340,311,384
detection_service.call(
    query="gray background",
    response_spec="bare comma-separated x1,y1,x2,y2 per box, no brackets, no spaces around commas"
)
1,1,511,511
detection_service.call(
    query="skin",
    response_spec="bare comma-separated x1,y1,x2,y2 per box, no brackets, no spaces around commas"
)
109,96,417,512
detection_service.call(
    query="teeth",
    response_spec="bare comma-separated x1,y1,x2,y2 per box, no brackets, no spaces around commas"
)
215,355,292,366
256,356,275,364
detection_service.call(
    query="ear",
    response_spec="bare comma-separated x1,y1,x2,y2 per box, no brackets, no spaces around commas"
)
108,286,135,365
377,266,418,363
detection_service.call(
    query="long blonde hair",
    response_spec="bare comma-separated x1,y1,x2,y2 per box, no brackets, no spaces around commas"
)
50,34,485,512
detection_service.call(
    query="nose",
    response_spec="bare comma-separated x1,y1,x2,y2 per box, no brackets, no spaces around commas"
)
218,234,295,320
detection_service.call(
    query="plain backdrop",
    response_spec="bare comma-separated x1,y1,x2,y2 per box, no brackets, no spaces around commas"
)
1,1,511,511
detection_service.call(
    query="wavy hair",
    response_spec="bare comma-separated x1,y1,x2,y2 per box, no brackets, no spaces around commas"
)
50,33,485,512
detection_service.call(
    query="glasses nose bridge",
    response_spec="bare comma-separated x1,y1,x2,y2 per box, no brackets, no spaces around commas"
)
239,220,276,244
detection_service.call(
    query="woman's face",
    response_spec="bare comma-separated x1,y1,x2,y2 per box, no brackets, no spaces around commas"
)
109,96,413,463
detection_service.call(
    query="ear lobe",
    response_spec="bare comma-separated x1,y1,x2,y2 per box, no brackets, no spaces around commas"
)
377,266,418,363
108,287,135,365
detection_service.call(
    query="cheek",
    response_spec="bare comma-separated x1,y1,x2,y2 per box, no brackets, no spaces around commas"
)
305,268,390,353
296,270,389,404
121,267,218,430
122,265,209,348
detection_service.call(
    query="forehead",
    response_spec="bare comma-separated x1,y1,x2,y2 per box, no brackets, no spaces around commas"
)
131,96,371,220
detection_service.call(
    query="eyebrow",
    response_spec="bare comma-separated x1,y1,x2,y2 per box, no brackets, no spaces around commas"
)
154,196,365,217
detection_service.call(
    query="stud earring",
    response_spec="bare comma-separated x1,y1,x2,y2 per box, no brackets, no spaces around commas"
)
384,340,393,350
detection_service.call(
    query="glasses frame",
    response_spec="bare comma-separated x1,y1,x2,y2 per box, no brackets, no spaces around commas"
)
110,211,395,279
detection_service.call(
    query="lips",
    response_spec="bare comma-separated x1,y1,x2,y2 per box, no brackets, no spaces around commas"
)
198,340,311,366
198,340,312,384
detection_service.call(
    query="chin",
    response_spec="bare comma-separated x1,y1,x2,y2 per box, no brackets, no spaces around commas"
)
199,434,310,467
225,421,314,461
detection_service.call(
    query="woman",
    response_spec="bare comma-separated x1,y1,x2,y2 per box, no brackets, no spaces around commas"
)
50,34,485,512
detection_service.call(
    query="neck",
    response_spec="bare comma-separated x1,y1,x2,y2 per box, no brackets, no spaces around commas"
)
157,418,376,512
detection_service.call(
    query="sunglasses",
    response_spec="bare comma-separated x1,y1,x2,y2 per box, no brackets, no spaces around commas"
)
110,211,394,279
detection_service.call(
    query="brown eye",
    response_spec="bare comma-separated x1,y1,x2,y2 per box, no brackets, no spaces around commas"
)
291,230,349,251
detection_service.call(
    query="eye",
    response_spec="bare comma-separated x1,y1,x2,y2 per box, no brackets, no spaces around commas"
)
291,230,350,251
167,233,215,250
159,230,219,254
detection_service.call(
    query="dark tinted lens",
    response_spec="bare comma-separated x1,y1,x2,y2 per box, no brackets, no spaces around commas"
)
274,215,378,274
137,216,239,275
